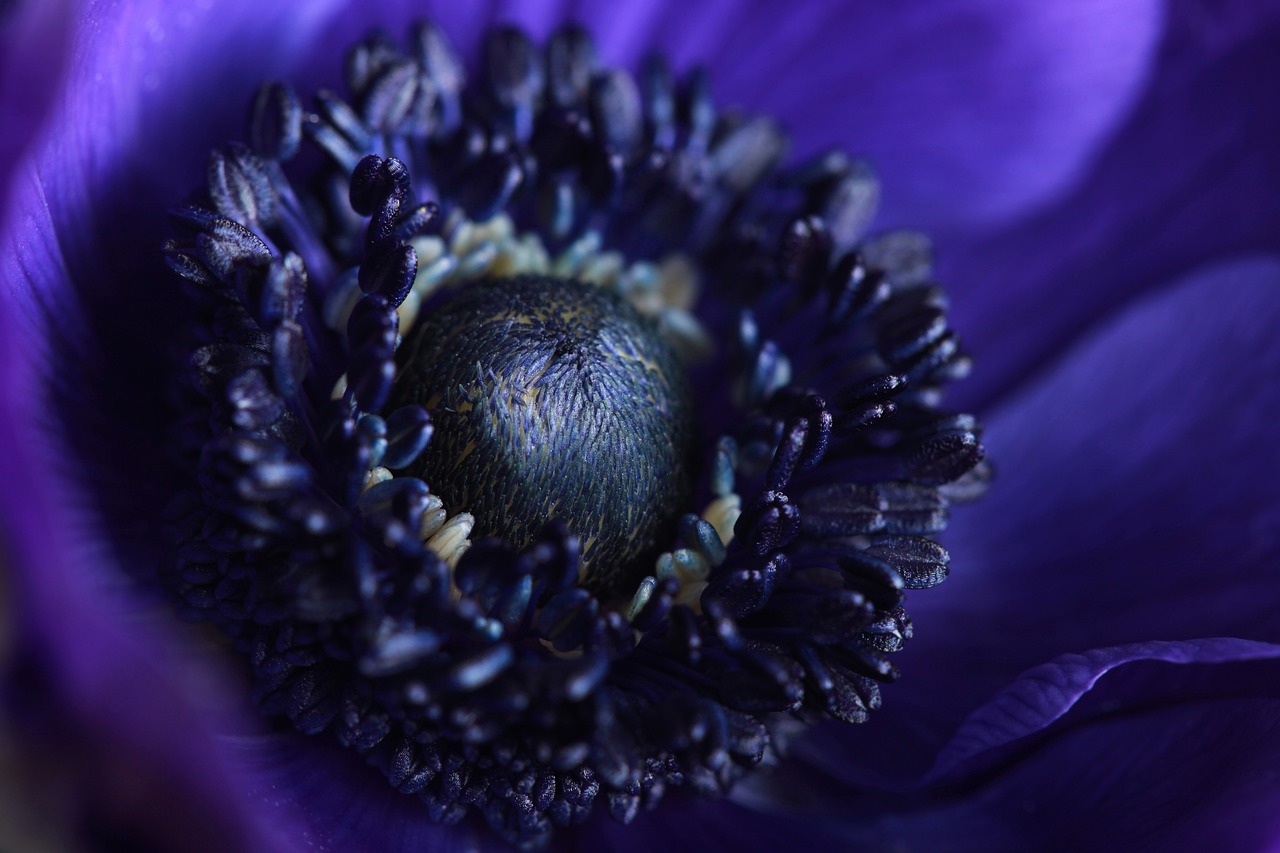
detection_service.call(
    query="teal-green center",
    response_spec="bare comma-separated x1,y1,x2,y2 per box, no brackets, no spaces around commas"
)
397,276,696,595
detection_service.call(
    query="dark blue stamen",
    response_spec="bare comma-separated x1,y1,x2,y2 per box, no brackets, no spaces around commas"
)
160,18,987,850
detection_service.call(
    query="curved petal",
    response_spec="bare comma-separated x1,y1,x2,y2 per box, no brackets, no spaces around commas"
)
743,639,1280,852
877,254,1280,764
0,0,77,219
0,293,311,852
0,0,373,691
927,638,1280,782
748,253,1280,797
932,657,1280,851
535,0,1162,231
695,0,1162,230
924,638,1280,851
8,0,346,312
0,2,1250,851
946,3,1280,407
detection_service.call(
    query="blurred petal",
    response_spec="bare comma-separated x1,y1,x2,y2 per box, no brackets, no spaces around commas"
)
2,0,367,643
761,253,1280,796
931,649,1280,851
569,787,872,851
226,734,499,853
746,639,1280,851
11,0,346,310
947,3,1280,406
0,0,77,217
0,293,309,851
922,639,1280,851
928,638,1280,783
695,0,1162,229
891,254,1280,752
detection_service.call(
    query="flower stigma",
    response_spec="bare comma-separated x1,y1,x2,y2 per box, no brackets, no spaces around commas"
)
394,275,696,598
160,19,988,849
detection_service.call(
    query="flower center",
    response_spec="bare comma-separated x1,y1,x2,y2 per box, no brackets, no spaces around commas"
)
395,275,695,595
159,17,988,849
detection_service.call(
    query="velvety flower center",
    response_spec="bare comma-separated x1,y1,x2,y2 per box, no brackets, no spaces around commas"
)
158,18,987,850
395,275,695,596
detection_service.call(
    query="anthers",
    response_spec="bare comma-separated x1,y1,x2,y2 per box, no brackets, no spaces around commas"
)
160,18,987,849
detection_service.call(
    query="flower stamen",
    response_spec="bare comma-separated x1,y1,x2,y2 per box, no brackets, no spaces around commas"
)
160,18,987,848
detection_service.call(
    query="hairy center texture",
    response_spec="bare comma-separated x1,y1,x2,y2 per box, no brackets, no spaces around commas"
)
396,276,696,595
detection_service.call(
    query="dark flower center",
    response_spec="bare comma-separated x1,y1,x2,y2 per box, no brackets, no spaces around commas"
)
157,17,988,851
396,275,695,595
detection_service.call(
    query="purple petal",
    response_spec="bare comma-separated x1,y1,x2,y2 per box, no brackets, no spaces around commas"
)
928,638,1280,783
947,3,1280,407
36,0,347,207
2,0,371,628
4,0,354,394
921,638,1280,851
745,639,1280,851
691,0,1163,229
875,254,1280,764
759,253,1280,797
568,788,871,850
0,0,76,216
495,0,1160,230
224,734,502,852
0,296,310,851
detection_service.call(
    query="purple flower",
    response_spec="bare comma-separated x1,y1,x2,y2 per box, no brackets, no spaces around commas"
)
2,0,1278,850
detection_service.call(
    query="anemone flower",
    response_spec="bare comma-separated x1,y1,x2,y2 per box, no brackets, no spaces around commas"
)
3,1,1279,851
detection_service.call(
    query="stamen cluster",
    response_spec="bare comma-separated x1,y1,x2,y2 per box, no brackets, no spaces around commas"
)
161,20,986,848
